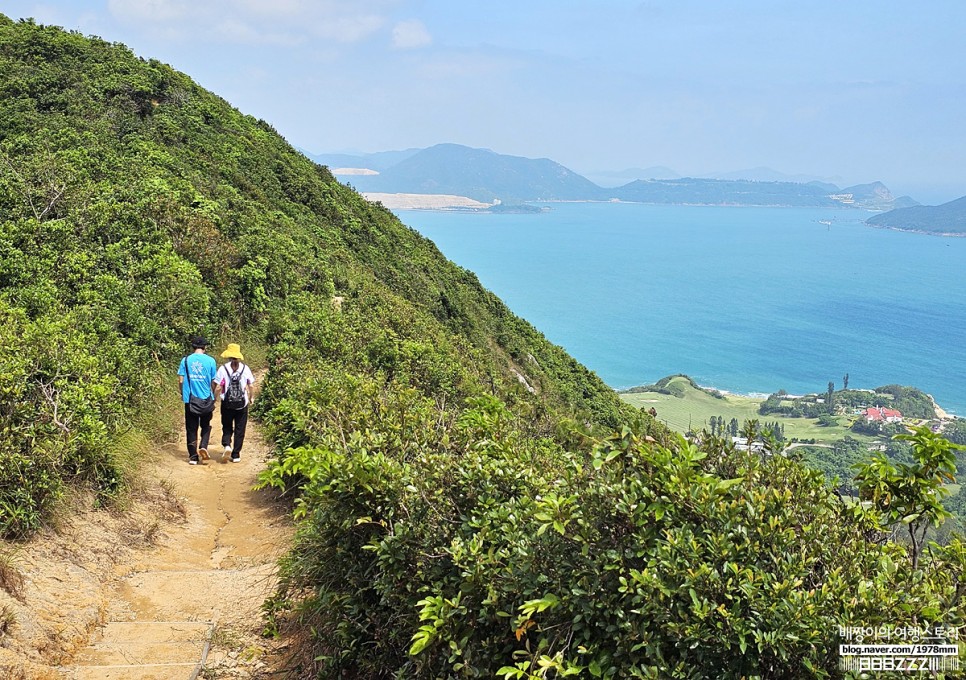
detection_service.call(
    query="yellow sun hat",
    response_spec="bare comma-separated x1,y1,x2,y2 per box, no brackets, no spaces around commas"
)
221,343,244,360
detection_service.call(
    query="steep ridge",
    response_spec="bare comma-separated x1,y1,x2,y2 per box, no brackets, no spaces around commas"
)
0,13,627,542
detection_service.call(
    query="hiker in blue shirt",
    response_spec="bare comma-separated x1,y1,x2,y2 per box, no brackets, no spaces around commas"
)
177,336,218,465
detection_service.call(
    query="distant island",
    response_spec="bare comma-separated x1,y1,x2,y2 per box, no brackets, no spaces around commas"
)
866,195,966,235
612,177,915,210
307,143,920,212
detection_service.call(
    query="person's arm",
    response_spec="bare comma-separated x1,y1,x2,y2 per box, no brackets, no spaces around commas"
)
213,366,223,401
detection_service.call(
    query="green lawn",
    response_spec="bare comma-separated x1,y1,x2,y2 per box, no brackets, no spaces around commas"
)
621,376,873,444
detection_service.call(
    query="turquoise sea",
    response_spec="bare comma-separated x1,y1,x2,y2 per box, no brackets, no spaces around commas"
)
398,203,966,415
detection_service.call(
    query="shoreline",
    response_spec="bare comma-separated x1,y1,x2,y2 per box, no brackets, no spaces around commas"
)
865,223,966,238
363,192,494,210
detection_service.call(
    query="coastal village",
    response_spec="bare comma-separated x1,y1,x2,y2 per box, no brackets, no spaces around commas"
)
621,376,960,459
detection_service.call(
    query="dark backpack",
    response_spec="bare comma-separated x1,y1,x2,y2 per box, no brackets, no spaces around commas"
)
223,363,247,410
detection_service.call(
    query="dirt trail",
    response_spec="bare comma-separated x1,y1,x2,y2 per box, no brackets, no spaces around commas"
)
58,412,293,679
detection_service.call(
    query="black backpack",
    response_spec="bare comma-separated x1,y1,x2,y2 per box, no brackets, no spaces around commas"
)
223,363,247,410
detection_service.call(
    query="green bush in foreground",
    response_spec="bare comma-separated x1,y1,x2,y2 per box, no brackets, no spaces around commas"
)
259,400,966,679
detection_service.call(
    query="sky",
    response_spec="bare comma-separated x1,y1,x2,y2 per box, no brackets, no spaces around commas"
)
4,1,966,204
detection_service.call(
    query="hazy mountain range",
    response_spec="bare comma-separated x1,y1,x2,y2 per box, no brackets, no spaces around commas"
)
306,144,918,211
583,166,680,186
585,166,845,187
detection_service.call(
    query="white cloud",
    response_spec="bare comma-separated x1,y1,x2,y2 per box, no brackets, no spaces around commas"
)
311,13,386,44
107,0,190,23
391,19,431,49
106,0,393,46
416,50,523,80
238,0,305,17
214,18,303,47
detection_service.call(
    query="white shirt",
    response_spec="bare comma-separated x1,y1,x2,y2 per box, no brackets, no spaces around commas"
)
215,362,255,408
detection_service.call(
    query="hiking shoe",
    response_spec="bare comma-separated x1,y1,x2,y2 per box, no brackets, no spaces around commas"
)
199,447,210,461
231,454,240,463
189,456,199,465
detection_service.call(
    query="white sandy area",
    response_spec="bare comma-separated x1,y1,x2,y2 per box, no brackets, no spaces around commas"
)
363,192,494,210
931,395,952,420
333,167,379,175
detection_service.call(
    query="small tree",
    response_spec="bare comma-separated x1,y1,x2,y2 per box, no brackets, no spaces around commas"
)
854,426,963,569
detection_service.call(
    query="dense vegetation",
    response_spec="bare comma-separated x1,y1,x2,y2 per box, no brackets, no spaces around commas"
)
259,415,966,678
4,16,966,679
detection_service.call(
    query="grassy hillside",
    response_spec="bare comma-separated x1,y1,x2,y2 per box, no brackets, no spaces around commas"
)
620,376,865,443
4,17,966,679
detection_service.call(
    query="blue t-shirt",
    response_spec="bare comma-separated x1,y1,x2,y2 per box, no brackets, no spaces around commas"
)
178,353,218,403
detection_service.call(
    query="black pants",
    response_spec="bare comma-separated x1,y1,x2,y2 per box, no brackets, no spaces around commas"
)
220,406,249,456
184,404,213,458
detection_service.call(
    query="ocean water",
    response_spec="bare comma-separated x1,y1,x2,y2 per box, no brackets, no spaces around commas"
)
398,203,966,415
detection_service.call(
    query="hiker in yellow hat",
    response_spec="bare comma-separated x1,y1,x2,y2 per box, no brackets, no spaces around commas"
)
213,343,255,463
222,343,244,360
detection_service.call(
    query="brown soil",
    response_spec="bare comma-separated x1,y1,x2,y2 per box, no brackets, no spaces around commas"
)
0,409,294,679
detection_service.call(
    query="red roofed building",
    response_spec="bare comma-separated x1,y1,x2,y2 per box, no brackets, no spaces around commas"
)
864,407,903,423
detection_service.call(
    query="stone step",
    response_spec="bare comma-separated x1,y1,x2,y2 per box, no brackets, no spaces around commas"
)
69,663,199,680
63,620,213,680
90,621,213,645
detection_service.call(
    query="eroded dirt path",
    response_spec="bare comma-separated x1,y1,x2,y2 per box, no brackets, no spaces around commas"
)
62,414,292,679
